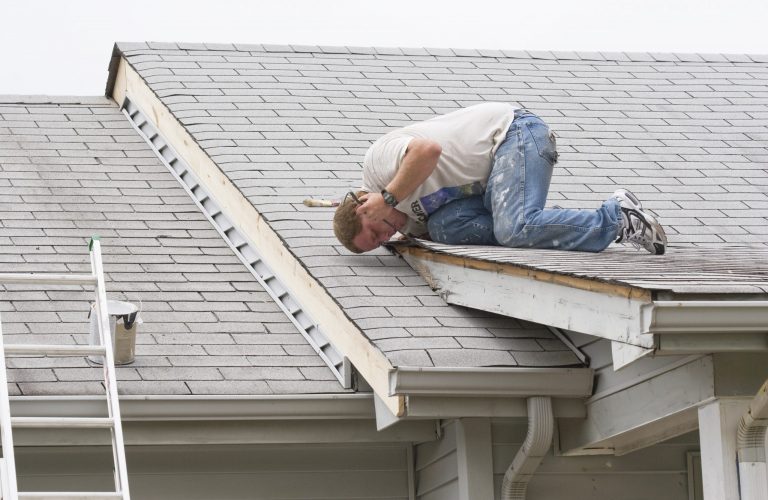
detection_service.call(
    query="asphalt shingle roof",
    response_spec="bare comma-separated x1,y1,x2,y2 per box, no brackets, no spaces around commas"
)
118,42,768,246
110,42,768,367
0,97,347,396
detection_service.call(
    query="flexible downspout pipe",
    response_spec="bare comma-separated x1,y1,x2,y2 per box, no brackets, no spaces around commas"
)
738,380,768,500
500,396,553,500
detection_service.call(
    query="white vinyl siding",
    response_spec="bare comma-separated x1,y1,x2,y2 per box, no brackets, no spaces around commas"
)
415,421,459,500
15,443,411,499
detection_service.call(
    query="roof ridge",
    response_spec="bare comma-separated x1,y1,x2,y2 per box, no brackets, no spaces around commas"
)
114,41,768,64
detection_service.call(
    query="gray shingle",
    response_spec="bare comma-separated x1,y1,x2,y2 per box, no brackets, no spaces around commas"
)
0,100,346,396
119,44,768,370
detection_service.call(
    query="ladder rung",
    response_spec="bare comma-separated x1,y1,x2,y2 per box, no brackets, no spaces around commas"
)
11,417,114,429
4,345,106,357
20,493,123,499
0,273,96,286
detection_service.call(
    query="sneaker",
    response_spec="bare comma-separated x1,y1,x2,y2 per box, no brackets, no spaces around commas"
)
613,188,643,211
613,189,667,255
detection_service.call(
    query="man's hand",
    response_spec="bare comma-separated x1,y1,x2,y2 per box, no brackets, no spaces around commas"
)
355,192,393,222
356,138,441,224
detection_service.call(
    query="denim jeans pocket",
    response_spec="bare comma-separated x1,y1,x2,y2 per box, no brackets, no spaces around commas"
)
526,121,559,165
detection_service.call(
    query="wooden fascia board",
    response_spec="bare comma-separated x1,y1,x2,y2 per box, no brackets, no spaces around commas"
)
399,247,654,349
404,396,586,419
12,420,439,447
110,56,404,417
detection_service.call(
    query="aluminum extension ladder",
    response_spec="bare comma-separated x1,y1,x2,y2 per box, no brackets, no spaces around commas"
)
0,237,130,499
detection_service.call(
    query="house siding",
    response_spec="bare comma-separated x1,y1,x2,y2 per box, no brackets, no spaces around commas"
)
415,420,459,500
16,443,412,499
493,419,697,500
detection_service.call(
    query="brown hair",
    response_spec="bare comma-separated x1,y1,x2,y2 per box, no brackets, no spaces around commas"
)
333,191,368,253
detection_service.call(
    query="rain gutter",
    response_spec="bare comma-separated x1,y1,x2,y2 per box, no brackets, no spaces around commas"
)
389,367,594,399
643,300,768,334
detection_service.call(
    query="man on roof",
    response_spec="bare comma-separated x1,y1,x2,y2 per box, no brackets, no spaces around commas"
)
333,103,667,255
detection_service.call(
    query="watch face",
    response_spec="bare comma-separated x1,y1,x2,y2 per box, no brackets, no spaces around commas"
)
382,190,397,206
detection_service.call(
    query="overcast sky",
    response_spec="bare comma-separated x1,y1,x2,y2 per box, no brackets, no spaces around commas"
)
3,0,768,96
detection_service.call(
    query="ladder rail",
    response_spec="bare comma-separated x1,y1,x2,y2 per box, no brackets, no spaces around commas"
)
90,239,131,500
0,316,20,500
0,238,130,500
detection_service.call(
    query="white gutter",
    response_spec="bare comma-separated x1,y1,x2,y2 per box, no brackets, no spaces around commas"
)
8,394,439,447
500,396,553,500
389,367,593,398
643,301,768,334
737,380,768,500
10,394,375,421
616,300,768,368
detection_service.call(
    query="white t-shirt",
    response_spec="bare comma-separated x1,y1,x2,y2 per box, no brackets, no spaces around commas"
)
361,102,517,235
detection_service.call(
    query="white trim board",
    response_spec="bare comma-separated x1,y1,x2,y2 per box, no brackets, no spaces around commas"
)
9,395,437,446
400,248,653,346
557,352,768,456
400,247,768,369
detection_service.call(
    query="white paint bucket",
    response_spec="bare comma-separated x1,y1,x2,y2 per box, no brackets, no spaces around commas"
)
88,300,140,365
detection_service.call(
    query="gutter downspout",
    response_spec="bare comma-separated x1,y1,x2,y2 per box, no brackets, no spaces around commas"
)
737,380,768,500
500,396,553,500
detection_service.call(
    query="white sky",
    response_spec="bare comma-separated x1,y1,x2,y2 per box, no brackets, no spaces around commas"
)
2,0,768,95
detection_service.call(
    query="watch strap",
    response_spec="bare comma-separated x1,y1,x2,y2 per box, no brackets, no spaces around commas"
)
381,189,398,207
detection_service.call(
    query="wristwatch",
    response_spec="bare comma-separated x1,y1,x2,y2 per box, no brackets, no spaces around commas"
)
381,189,399,207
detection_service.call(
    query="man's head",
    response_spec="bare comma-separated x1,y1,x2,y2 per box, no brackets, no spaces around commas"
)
333,191,400,253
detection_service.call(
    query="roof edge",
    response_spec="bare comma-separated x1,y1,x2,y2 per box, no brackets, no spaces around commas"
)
105,42,122,97
11,394,376,421
0,95,111,105
111,40,768,64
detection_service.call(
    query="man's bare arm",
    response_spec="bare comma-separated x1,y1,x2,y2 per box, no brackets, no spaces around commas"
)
356,138,442,222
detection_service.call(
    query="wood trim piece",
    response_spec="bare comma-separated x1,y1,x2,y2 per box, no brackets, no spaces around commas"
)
398,246,651,301
110,57,404,417
401,251,654,348
12,419,438,446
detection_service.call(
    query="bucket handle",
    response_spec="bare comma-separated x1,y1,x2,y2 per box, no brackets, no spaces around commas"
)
120,311,138,329
121,295,142,330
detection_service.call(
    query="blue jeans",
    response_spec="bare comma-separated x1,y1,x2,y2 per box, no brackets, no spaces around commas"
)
427,110,622,252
